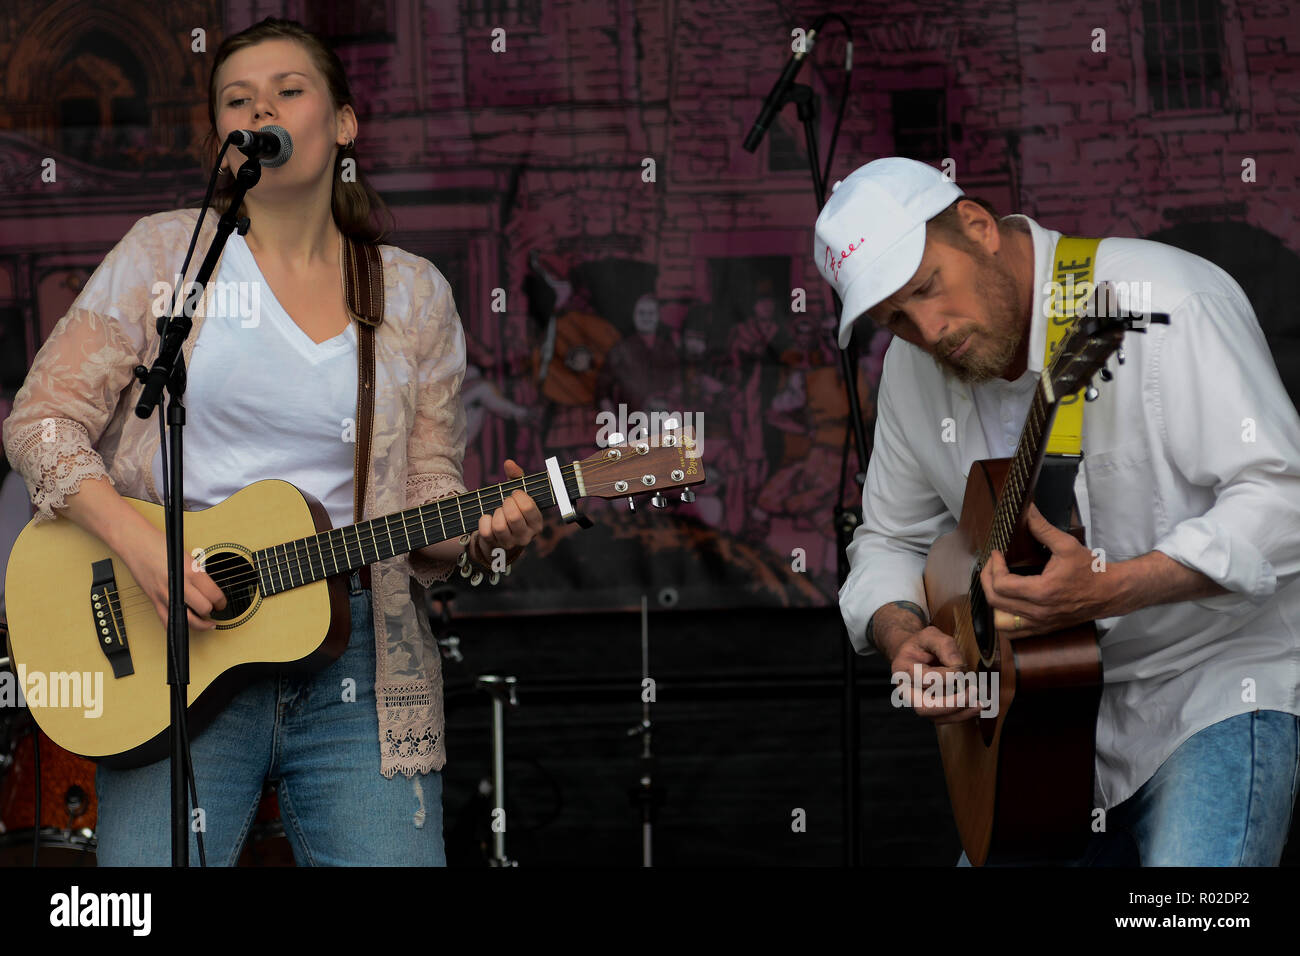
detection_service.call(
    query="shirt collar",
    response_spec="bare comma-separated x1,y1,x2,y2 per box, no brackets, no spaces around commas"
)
1002,213,1063,378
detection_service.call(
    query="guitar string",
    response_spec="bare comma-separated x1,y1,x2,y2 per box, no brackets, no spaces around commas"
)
963,336,1089,633
949,327,1098,663
98,451,681,619
100,449,694,619
100,471,565,619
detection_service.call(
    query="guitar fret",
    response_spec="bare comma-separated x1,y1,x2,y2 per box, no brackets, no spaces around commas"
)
245,471,562,597
416,506,429,550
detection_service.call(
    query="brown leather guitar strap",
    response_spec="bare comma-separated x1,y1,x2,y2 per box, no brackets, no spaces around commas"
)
342,235,384,588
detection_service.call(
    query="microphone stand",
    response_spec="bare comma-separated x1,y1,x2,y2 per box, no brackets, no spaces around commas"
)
626,594,662,866
767,79,873,866
132,154,260,866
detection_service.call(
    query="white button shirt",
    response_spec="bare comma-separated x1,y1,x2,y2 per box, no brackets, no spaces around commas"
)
839,214,1300,808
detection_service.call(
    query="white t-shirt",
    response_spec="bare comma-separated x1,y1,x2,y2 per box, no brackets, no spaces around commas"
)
150,233,359,529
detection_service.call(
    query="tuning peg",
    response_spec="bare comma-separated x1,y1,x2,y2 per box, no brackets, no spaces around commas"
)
680,489,696,503
627,496,636,511
1084,384,1100,401
650,493,667,508
1116,347,1126,365
1099,367,1113,381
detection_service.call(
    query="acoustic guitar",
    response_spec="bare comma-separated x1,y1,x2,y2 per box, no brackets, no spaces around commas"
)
4,426,704,768
923,298,1165,865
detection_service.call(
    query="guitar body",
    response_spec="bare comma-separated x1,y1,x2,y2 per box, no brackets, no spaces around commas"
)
924,458,1103,865
4,479,351,768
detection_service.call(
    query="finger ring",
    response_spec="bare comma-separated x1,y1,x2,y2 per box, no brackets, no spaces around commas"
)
1013,614,1022,630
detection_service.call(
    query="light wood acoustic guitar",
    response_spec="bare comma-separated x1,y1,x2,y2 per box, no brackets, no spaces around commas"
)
923,300,1165,865
4,427,704,768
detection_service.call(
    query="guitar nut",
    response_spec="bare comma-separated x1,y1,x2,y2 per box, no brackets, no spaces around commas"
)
671,469,684,481
641,475,656,486
614,480,628,492
635,443,649,455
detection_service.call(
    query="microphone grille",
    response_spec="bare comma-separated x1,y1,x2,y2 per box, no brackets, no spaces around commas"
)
260,125,293,168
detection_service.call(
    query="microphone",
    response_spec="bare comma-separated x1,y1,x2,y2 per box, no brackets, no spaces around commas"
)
226,126,293,168
742,21,822,153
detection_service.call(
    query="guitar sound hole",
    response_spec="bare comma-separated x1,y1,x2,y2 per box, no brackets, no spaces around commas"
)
202,551,259,621
969,579,994,660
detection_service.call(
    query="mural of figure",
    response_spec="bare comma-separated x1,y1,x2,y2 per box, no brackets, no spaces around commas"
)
597,293,679,418
530,267,621,454
461,363,537,490
725,280,781,540
674,303,733,526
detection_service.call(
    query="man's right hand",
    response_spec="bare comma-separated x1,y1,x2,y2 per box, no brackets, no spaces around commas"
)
887,626,984,724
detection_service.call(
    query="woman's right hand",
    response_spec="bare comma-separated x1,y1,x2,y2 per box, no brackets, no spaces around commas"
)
116,521,228,632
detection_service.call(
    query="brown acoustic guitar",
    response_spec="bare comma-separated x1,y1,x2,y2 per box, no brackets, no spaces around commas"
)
4,425,704,768
923,298,1165,865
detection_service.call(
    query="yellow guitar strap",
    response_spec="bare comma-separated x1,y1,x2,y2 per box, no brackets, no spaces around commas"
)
1043,236,1100,456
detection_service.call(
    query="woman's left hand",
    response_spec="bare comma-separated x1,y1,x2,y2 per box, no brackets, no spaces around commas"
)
473,459,544,568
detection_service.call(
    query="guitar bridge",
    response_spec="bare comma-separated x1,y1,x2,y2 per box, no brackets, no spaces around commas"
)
90,558,134,678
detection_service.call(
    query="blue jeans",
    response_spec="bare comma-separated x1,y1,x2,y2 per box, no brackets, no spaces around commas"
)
957,710,1300,866
95,572,446,866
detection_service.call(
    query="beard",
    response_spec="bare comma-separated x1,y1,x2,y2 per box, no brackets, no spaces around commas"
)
933,248,1025,384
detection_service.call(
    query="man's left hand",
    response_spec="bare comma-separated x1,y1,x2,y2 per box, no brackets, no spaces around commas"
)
981,503,1114,637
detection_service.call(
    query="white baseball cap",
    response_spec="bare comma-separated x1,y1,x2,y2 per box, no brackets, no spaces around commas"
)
814,157,963,348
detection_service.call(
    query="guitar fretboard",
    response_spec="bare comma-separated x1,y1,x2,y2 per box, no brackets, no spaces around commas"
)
978,386,1061,568
252,468,576,596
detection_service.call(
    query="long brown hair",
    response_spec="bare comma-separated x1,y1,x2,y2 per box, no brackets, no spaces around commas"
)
203,18,393,245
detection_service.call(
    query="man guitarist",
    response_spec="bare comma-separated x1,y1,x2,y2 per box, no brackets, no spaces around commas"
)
818,157,1300,865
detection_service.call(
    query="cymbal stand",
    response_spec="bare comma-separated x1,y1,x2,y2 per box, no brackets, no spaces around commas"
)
475,674,518,867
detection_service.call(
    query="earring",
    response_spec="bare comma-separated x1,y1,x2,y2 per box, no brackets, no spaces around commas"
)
346,137,354,149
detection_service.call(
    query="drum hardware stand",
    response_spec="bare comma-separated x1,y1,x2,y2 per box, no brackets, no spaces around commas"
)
475,674,518,867
626,594,664,866
428,586,463,663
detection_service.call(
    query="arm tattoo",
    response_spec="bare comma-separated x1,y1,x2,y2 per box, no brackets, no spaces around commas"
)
865,601,928,654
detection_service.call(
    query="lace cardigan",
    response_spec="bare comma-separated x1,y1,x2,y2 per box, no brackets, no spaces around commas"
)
1,208,468,778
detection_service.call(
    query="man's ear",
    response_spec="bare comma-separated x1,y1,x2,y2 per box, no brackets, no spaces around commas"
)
961,200,1000,254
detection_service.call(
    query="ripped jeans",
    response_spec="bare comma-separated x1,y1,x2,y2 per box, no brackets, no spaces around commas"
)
95,571,445,866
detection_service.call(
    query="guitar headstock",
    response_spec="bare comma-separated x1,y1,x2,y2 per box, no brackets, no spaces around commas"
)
576,418,707,508
1046,281,1170,400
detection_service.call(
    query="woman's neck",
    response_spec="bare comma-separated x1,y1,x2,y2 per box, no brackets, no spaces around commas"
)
240,178,339,269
